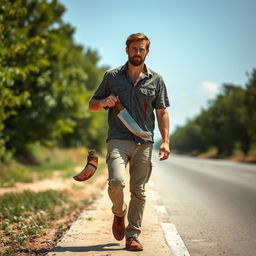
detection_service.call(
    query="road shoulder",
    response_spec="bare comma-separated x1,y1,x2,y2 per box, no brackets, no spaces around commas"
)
48,180,173,256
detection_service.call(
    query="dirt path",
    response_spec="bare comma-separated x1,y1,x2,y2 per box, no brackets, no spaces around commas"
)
47,178,173,256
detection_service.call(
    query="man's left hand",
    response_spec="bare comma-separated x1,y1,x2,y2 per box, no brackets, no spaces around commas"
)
159,142,170,161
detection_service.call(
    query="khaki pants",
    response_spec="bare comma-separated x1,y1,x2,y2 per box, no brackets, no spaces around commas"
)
107,139,153,238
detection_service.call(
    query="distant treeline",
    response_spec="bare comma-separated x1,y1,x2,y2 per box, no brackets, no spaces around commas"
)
0,0,108,162
171,69,256,157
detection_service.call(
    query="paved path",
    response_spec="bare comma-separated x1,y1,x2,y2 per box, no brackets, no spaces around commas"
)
48,179,173,256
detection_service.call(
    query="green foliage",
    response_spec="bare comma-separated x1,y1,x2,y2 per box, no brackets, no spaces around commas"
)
245,69,256,143
171,69,256,157
171,121,206,154
0,161,33,187
0,0,108,162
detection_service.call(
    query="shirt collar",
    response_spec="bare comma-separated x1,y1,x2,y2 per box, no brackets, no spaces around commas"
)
121,62,153,78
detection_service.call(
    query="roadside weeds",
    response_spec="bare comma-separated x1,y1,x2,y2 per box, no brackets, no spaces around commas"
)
0,147,107,256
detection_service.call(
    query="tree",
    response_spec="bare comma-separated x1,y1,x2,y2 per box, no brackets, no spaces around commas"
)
171,79,254,157
245,69,256,146
172,120,206,154
0,0,108,161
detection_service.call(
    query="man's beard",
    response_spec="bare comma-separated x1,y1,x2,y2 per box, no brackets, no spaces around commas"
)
128,55,145,66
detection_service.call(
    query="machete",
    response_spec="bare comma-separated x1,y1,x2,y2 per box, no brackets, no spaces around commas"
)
115,97,152,141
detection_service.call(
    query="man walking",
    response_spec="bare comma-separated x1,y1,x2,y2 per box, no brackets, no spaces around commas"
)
89,33,170,251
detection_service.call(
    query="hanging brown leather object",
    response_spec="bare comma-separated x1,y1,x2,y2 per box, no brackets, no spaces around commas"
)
73,149,98,182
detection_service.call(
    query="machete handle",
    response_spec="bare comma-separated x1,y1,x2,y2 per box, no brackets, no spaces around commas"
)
110,92,125,111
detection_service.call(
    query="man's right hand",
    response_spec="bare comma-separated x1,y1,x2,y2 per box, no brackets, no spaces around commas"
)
101,94,118,108
89,94,118,112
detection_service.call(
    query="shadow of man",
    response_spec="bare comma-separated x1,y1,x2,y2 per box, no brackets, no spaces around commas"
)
50,243,123,253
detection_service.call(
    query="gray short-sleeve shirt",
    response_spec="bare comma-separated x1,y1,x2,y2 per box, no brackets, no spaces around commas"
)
91,62,170,143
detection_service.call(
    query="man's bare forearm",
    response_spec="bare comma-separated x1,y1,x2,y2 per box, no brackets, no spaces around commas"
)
89,95,118,112
89,99,104,112
156,108,170,143
156,108,170,160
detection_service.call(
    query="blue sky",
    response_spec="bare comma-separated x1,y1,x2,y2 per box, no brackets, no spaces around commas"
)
60,0,256,138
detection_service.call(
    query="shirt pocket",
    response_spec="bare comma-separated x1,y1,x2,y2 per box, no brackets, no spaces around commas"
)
138,87,156,119
139,87,156,97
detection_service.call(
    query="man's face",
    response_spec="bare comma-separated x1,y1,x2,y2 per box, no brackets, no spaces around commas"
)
126,40,149,67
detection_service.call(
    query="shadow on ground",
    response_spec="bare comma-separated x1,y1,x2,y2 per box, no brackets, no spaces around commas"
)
51,243,124,252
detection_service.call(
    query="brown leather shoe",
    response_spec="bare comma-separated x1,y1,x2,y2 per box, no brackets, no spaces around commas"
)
112,214,125,241
126,237,143,251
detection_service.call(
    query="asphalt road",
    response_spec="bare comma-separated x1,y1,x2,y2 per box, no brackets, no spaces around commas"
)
151,153,256,256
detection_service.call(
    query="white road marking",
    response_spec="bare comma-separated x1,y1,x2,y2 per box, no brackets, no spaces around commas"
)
155,205,168,215
161,222,191,256
149,179,190,256
148,180,190,256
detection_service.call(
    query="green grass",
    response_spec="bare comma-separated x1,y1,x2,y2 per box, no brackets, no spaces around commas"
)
0,145,97,187
0,145,107,255
0,162,33,187
0,190,90,255
0,159,77,187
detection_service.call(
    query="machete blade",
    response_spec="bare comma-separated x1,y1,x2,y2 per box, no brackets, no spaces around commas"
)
117,109,152,141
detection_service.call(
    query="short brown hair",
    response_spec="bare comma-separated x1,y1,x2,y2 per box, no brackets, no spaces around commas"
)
126,33,150,50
